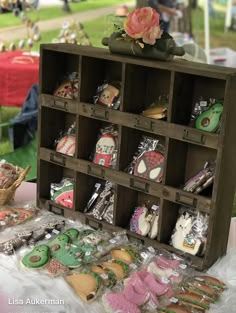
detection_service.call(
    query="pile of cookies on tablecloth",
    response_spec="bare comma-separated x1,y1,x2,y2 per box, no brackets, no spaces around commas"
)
0,201,227,313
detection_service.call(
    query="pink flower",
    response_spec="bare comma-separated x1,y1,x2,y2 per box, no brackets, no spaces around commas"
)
124,7,162,45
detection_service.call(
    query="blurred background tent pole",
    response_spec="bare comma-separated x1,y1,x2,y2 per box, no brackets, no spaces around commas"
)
204,0,210,63
225,0,233,31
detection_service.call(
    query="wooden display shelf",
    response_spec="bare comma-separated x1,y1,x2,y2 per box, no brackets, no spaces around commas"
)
37,43,236,270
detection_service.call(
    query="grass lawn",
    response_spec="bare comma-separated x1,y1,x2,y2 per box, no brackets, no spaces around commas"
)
0,0,132,28
0,107,20,155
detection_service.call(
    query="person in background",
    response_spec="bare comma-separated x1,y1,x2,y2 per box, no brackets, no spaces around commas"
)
62,0,71,12
148,0,182,31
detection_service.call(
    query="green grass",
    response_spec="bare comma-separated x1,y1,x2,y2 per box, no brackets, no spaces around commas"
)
192,8,236,50
0,107,20,155
32,14,116,50
0,0,131,28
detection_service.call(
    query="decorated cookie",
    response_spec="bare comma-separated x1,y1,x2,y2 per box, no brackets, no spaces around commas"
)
93,133,117,167
52,243,84,268
22,244,50,269
103,293,141,313
47,258,69,277
95,81,121,109
176,292,210,312
159,304,192,313
0,208,34,229
133,150,164,182
0,231,33,255
110,246,140,265
66,271,103,303
53,79,79,99
130,206,152,236
194,275,226,291
189,280,219,302
101,259,129,280
56,135,76,156
28,221,65,246
50,178,74,209
63,228,80,242
90,265,117,288
47,233,71,256
171,212,202,255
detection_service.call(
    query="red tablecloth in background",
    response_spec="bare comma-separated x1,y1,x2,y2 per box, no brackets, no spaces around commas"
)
0,50,39,107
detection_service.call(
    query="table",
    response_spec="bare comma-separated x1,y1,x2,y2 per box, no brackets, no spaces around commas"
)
0,50,39,107
0,182,235,313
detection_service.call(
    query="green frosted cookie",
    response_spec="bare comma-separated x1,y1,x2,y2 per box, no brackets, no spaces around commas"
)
47,234,71,257
54,244,84,268
22,244,50,268
63,228,80,242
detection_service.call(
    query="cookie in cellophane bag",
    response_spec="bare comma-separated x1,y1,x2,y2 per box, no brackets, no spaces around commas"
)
92,124,118,169
50,177,74,209
94,81,121,110
85,181,114,224
189,96,223,134
170,207,209,256
53,71,79,100
54,122,76,157
126,136,165,183
183,161,215,195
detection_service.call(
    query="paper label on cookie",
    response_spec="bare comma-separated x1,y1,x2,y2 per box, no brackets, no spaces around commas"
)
151,205,159,211
195,276,204,282
161,277,170,284
130,263,137,270
147,300,158,310
171,270,180,277
183,236,196,250
96,246,103,252
141,252,148,260
170,297,178,303
52,229,60,235
147,246,155,253
100,273,108,279
200,100,208,107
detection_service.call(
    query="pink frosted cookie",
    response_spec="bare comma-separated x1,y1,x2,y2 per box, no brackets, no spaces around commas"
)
103,292,141,313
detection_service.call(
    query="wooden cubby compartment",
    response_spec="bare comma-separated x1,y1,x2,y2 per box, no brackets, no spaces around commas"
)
119,126,166,174
40,50,79,96
123,64,171,114
80,57,123,105
115,185,160,232
77,116,119,170
38,160,76,214
38,44,236,270
170,72,226,130
40,107,76,151
165,139,217,197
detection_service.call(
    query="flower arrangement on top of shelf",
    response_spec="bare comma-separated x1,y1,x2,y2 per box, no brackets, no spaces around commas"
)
102,7,185,61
